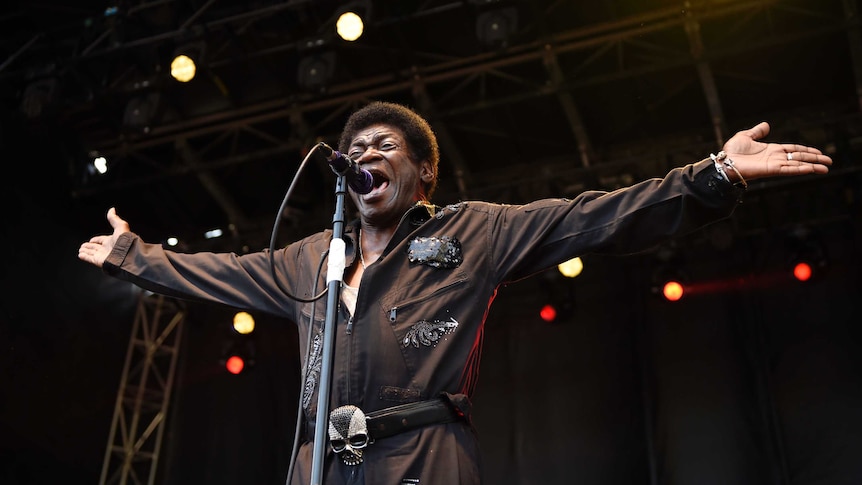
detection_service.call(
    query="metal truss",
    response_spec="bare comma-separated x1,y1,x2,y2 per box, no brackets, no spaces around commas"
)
100,293,185,485
72,0,857,187
11,0,857,248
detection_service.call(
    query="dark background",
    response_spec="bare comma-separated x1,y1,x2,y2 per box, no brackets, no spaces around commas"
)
2,1,862,484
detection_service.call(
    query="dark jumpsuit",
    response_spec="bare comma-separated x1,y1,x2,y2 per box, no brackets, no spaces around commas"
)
104,158,743,484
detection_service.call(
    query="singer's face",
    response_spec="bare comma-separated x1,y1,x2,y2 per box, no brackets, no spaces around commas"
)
347,124,433,225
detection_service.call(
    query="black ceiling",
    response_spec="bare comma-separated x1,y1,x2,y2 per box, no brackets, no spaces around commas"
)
3,0,861,251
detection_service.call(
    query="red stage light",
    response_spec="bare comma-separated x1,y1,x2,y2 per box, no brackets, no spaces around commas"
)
662,281,684,302
225,355,245,374
793,262,813,282
539,304,557,322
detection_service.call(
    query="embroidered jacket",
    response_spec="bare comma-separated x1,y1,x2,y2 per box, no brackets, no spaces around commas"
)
103,158,742,484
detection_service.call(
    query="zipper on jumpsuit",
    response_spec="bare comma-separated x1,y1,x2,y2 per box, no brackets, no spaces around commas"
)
343,231,359,406
376,203,430,329
343,207,427,425
342,302,354,406
387,276,468,323
344,206,430,483
344,311,361,485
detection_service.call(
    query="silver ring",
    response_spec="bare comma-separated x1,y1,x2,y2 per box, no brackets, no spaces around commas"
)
787,152,793,161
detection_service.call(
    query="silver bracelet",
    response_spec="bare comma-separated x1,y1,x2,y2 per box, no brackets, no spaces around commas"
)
710,151,748,189
710,152,730,183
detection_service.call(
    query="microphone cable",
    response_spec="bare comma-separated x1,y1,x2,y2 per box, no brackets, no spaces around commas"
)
284,252,327,485
268,144,330,304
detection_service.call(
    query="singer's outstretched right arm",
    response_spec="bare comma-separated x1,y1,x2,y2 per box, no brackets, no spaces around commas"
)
78,207,321,318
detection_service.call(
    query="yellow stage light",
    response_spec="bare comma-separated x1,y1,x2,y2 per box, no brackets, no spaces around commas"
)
233,311,255,335
337,11,364,41
557,257,583,278
171,54,196,82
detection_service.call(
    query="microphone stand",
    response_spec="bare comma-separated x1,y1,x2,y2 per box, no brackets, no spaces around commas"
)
309,173,348,485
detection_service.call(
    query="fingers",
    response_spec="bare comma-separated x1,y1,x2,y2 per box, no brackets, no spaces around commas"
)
781,143,824,156
107,207,131,236
739,121,770,141
783,162,829,176
107,206,131,233
79,242,101,254
778,146,832,177
89,234,108,244
781,145,832,167
77,242,105,266
77,243,91,261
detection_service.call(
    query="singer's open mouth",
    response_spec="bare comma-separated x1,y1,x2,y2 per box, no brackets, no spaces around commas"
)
369,171,390,193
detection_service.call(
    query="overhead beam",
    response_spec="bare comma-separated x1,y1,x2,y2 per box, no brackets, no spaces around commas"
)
0,33,43,73
412,78,472,200
176,138,252,232
87,0,817,154
684,2,727,146
843,0,862,112
542,46,595,168
69,0,849,198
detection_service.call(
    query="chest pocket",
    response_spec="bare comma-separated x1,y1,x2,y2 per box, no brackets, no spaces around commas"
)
379,270,471,348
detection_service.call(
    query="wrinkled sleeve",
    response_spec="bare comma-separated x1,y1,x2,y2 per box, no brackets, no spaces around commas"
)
490,159,744,282
102,232,320,318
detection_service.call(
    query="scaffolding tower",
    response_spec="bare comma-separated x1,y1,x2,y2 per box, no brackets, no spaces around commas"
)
100,293,185,485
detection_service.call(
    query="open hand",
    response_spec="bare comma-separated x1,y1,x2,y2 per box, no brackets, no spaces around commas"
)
78,207,130,268
722,122,832,182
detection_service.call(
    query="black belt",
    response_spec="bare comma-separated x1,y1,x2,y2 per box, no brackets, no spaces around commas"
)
304,396,465,442
366,396,461,440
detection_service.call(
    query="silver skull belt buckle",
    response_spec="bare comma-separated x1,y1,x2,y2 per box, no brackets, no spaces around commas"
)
328,405,370,466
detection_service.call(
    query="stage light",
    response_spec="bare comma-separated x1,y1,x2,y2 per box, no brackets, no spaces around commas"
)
786,226,828,283
539,304,557,323
170,54,196,82
297,52,336,91
225,355,245,374
335,1,370,41
651,244,690,302
93,156,108,174
204,228,223,239
476,7,518,48
792,262,813,282
662,280,685,302
20,77,59,119
166,237,179,247
170,42,205,83
538,267,576,323
337,12,364,41
123,93,161,134
221,329,255,375
557,257,583,278
233,311,255,335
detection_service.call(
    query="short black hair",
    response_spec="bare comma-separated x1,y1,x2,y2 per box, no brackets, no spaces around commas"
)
338,101,440,198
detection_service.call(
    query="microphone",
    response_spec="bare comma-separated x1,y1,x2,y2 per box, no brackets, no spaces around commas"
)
316,142,374,194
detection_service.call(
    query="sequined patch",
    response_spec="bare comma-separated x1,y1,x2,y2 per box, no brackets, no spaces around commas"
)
302,330,323,410
436,202,463,219
403,317,459,348
407,236,463,268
